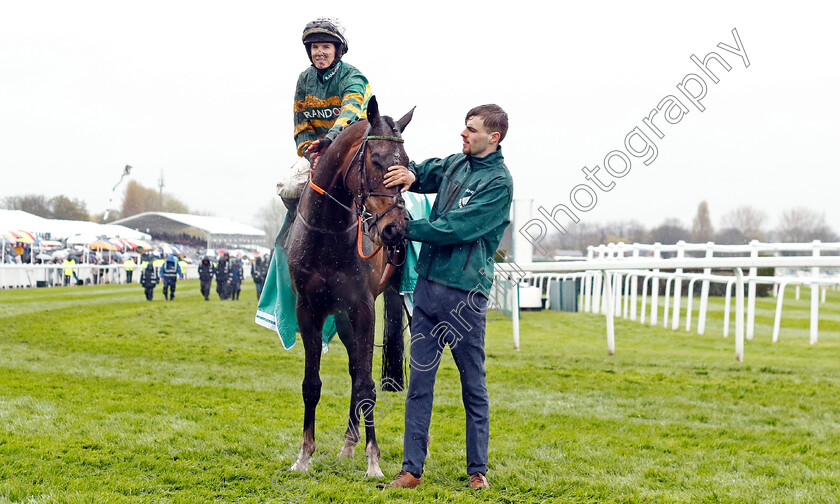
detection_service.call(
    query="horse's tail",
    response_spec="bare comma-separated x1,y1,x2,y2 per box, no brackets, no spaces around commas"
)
380,275,406,392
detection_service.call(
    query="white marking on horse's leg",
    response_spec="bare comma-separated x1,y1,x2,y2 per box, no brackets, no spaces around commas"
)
338,437,357,459
290,448,311,472
364,440,384,478
290,436,316,472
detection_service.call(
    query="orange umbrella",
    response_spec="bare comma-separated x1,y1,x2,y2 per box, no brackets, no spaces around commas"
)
88,239,119,251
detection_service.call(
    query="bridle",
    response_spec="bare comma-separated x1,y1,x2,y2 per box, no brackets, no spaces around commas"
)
306,124,407,261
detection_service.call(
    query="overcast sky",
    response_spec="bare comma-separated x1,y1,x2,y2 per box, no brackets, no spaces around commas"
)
1,1,838,237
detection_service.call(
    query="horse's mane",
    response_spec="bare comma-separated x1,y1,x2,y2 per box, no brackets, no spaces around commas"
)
315,120,368,185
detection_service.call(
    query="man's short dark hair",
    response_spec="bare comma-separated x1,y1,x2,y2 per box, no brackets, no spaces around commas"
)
466,104,509,143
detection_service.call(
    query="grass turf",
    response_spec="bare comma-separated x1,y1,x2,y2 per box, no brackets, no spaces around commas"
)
1,280,839,503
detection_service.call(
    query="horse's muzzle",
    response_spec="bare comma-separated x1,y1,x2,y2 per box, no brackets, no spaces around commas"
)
380,223,406,247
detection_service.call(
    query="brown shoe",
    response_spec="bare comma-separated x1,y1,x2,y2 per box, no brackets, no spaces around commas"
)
377,470,422,489
469,472,489,489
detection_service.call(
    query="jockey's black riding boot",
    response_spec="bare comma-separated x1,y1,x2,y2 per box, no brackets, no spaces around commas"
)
279,196,300,252
281,196,299,215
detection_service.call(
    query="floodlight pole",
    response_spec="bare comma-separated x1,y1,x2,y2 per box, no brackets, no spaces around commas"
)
103,165,132,223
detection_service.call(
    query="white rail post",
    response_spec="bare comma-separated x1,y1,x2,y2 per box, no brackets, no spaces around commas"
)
630,246,639,321
663,277,673,328
592,246,605,314
723,280,733,339
651,243,661,325
615,243,628,318
603,270,615,356
672,241,685,330
615,273,623,318
607,243,620,316
512,275,520,350
584,246,594,312
581,271,590,313
640,274,651,325
697,242,714,335
746,240,759,341
810,240,820,345
686,277,699,331
735,268,745,362
772,280,788,343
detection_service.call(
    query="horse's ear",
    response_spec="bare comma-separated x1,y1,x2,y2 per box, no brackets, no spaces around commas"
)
396,106,416,133
367,95,380,126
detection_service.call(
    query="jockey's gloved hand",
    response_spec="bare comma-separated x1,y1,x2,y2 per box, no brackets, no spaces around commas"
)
316,138,332,152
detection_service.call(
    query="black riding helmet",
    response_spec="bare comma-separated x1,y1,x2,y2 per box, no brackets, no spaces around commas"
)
302,17,348,64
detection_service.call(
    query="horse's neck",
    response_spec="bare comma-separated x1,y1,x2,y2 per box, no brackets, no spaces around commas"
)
302,167,356,231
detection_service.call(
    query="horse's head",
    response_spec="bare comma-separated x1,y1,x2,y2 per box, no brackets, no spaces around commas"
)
351,96,415,247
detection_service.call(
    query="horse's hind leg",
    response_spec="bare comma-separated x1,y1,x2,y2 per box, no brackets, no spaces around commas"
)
381,282,405,392
291,308,325,473
335,313,360,459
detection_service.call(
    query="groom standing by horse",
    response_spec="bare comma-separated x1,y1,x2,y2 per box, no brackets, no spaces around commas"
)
381,104,513,490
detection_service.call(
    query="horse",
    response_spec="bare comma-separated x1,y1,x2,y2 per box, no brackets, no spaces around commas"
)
286,96,414,478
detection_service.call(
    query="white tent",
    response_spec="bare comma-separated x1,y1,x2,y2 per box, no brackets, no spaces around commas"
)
111,212,265,248
0,209,52,234
0,209,151,241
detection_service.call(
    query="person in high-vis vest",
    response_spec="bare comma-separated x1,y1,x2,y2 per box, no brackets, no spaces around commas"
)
62,257,76,286
124,257,136,283
160,255,182,301
178,258,189,279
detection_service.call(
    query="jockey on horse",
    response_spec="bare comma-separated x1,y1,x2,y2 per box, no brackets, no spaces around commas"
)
256,17,372,347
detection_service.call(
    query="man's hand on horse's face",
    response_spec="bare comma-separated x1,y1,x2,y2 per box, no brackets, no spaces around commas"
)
384,165,415,193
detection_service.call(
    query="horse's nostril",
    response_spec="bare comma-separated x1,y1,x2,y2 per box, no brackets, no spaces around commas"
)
381,224,405,245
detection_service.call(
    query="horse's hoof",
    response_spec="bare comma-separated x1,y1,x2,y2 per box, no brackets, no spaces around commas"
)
290,460,309,472
365,467,385,479
338,446,355,459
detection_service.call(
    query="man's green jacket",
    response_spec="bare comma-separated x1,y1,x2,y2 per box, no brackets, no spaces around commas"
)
406,147,513,294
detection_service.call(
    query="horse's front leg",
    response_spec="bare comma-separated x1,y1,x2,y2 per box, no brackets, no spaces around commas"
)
349,298,383,478
334,313,361,460
291,304,326,473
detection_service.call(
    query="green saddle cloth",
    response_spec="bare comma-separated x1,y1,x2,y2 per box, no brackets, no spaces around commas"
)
255,193,431,350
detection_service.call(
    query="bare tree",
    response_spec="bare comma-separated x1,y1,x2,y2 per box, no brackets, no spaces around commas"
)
602,220,649,244
649,218,691,245
776,207,836,242
2,193,93,221
545,221,603,255
255,198,287,247
2,194,51,217
691,200,714,242
720,205,767,241
715,227,747,245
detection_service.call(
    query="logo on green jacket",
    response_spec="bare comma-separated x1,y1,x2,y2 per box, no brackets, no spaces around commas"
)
303,107,342,120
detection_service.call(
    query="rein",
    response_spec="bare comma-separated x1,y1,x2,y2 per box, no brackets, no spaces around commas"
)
306,126,406,261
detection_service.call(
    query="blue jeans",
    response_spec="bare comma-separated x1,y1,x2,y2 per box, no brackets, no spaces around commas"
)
402,277,489,476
